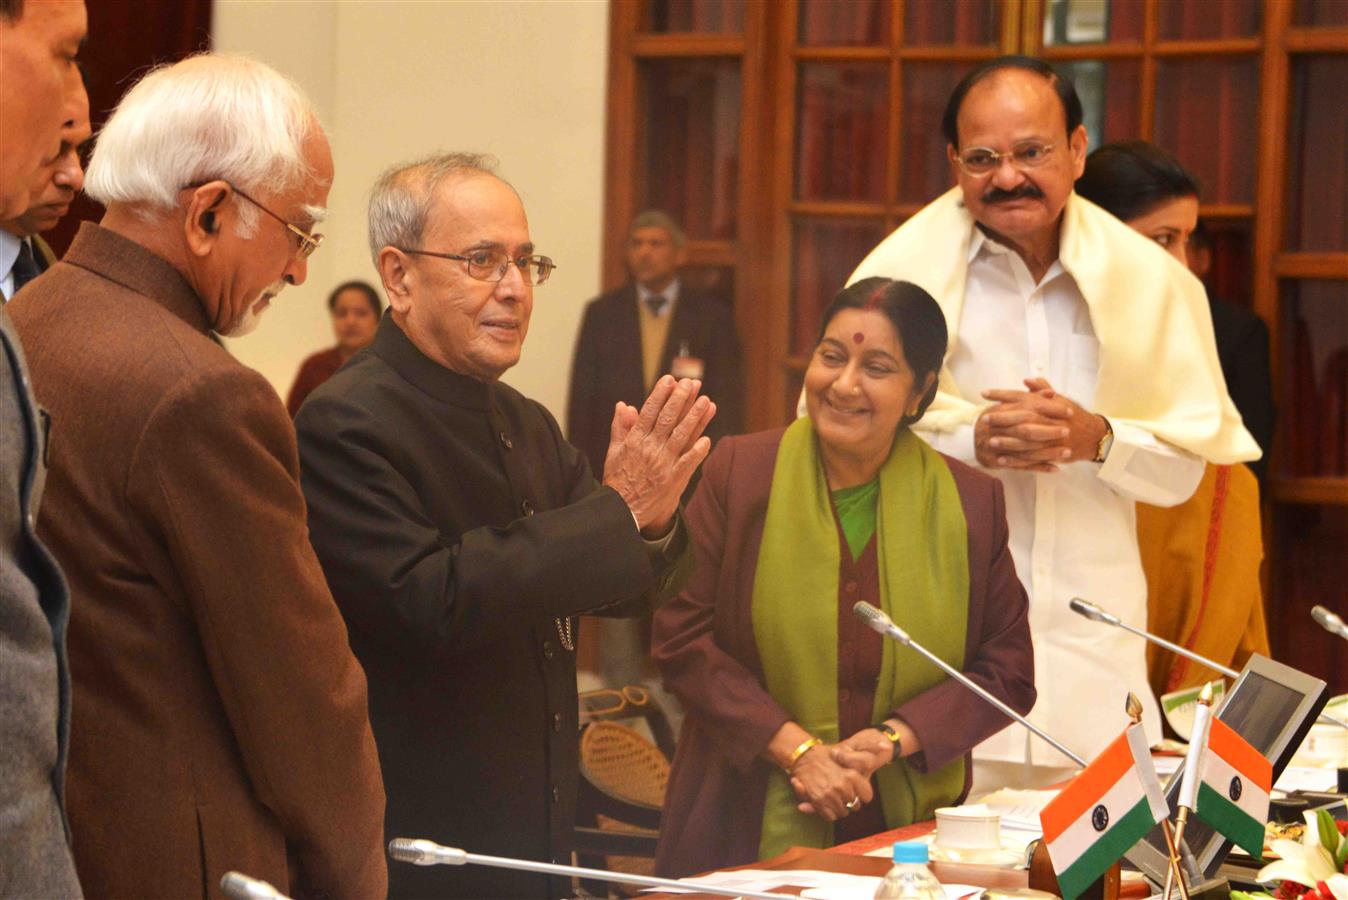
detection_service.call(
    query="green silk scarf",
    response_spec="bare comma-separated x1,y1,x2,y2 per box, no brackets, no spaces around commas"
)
753,417,970,859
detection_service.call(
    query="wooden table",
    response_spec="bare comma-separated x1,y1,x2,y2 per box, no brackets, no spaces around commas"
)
639,841,1030,898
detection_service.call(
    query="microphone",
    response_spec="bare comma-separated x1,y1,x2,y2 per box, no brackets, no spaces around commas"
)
1071,597,1346,730
1070,597,1240,679
389,838,794,899
1312,605,1348,641
219,873,291,900
388,838,468,866
852,601,1086,767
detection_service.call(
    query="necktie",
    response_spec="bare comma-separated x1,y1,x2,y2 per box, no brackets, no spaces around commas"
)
11,240,42,296
644,294,667,317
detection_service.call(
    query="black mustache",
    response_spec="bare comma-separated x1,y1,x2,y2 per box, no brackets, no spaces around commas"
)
983,185,1044,204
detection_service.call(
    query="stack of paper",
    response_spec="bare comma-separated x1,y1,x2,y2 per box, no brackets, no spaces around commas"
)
974,787,1060,834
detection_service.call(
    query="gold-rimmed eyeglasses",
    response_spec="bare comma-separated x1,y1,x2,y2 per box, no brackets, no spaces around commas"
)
953,141,1058,177
398,247,557,286
229,184,324,259
183,180,324,259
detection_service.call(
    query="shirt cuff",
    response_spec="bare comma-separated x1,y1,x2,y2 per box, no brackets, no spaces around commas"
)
638,512,681,561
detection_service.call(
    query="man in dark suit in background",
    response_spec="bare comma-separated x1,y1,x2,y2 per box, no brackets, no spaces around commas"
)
567,210,744,689
1,85,89,302
1188,220,1276,487
567,210,744,479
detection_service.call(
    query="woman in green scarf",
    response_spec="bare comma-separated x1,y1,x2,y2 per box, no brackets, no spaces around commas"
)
652,278,1036,877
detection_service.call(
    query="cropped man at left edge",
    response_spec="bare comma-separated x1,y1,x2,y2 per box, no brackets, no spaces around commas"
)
0,0,88,895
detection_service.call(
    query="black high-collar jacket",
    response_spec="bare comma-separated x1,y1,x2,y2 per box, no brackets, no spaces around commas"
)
296,315,689,899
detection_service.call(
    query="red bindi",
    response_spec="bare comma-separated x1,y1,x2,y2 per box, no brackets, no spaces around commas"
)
853,332,865,344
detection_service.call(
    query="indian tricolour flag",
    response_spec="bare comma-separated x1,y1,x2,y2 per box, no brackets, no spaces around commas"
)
1192,717,1271,858
1040,724,1169,900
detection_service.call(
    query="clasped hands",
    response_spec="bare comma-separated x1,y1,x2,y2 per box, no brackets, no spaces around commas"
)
974,377,1108,473
770,724,905,823
789,730,896,822
602,374,717,538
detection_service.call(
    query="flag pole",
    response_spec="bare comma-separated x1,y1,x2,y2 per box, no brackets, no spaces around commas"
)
1161,819,1192,900
1127,691,1189,900
1165,682,1216,900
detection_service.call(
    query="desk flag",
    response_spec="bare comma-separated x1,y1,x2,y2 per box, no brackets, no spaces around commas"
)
1040,723,1169,900
1192,717,1271,858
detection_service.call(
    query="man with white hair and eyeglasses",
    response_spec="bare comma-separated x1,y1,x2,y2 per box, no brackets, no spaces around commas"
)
295,153,715,898
7,53,386,898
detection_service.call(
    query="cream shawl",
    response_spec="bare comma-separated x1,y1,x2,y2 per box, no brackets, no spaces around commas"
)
847,188,1260,465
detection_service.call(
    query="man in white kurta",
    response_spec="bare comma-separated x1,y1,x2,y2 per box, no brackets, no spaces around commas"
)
848,58,1259,790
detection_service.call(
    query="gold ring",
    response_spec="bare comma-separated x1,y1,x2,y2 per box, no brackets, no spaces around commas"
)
846,796,860,810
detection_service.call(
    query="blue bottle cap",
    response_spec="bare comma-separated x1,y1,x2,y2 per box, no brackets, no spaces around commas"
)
893,840,929,864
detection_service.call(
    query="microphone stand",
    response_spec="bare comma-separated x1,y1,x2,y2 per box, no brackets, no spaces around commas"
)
853,601,1086,767
388,838,799,899
220,873,291,900
1069,597,1347,731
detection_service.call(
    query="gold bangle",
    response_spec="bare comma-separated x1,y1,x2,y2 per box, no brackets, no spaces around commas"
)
784,737,822,773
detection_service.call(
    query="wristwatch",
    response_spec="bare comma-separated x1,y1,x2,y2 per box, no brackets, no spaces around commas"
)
1093,416,1114,463
877,721,903,761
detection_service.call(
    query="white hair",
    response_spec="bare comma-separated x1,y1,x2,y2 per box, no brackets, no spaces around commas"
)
85,53,322,235
366,152,502,265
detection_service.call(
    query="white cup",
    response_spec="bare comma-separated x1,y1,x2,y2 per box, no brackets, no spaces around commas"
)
934,805,1002,850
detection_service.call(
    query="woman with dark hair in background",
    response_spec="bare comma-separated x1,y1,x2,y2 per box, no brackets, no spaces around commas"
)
1074,139,1201,264
652,277,1035,877
286,280,383,417
1076,141,1270,702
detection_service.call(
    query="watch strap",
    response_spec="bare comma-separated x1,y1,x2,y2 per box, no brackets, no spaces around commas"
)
877,721,902,761
1094,416,1114,463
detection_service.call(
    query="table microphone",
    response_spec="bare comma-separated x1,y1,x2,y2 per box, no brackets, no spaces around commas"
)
1070,597,1346,730
1311,605,1348,642
852,601,1086,767
387,838,796,900
219,873,291,900
1069,597,1240,679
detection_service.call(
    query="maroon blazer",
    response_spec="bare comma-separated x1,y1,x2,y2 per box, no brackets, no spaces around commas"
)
652,428,1035,877
286,345,346,418
8,224,386,899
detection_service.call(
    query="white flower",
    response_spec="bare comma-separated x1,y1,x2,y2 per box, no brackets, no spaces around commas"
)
1256,812,1343,889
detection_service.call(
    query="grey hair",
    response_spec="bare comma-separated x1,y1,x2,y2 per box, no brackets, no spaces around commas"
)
367,152,501,264
629,209,686,248
85,53,321,235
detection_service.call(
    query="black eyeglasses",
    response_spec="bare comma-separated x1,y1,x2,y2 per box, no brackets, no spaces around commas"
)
398,247,557,286
183,180,324,259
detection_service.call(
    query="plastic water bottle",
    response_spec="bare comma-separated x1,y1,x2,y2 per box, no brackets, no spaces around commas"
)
873,840,945,899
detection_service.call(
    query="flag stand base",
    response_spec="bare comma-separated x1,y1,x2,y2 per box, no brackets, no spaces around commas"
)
1027,839,1120,898
1185,877,1231,899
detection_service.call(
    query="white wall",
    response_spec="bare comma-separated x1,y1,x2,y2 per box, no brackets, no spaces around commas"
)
212,0,610,420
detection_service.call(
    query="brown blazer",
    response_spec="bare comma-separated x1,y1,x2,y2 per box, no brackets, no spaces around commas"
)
8,223,386,899
652,428,1035,877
